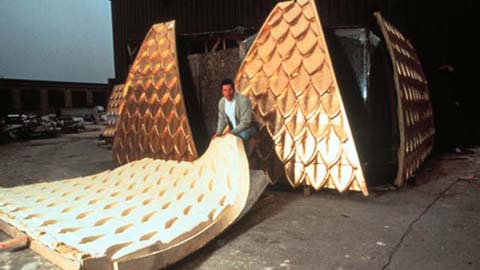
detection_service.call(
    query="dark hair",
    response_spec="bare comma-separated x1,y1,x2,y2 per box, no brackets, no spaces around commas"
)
221,78,234,88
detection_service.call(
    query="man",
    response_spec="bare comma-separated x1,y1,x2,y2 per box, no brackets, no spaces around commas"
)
215,79,256,141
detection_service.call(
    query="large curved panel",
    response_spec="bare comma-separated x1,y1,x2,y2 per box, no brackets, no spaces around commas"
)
235,0,367,195
0,135,249,270
102,84,125,139
113,21,198,164
374,13,435,186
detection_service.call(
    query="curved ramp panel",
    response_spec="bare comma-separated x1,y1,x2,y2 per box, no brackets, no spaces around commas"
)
235,0,368,195
375,13,435,186
113,21,198,164
102,84,125,139
0,135,249,270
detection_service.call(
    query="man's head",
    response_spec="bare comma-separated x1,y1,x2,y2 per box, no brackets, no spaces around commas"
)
221,79,235,101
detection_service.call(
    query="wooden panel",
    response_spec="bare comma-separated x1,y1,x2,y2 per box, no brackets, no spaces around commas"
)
235,0,367,195
0,134,250,270
113,21,198,164
102,84,125,138
375,12,435,186
0,220,81,270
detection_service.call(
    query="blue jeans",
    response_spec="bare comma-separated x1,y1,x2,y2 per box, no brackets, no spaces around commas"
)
233,126,257,141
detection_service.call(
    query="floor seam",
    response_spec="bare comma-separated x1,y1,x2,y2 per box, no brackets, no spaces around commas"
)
380,178,461,270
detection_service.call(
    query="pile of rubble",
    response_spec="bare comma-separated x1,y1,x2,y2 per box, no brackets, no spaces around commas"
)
0,114,86,144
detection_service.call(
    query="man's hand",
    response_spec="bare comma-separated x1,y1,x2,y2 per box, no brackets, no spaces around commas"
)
212,127,231,140
222,127,231,136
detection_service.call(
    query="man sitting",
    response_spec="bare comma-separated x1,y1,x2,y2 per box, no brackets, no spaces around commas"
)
215,78,257,143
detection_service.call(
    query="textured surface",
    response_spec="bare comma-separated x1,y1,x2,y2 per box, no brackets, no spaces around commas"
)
375,13,435,186
102,84,125,138
235,0,367,194
113,21,198,164
0,134,249,269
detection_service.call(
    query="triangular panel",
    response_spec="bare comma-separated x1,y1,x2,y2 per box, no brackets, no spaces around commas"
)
235,0,368,195
113,21,198,164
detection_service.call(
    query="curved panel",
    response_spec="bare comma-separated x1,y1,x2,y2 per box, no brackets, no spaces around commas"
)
235,0,367,194
374,13,435,186
113,21,198,164
0,135,249,269
102,84,125,138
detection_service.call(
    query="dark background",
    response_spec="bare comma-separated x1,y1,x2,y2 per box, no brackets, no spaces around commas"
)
109,0,479,149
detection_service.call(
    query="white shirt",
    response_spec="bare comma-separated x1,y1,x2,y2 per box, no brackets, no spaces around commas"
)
224,98,236,130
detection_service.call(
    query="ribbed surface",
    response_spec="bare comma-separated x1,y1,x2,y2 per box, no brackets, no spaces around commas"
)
113,21,198,164
375,13,435,185
103,84,125,138
236,0,367,194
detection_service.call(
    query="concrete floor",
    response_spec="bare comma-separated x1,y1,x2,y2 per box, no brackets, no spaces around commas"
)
0,129,479,270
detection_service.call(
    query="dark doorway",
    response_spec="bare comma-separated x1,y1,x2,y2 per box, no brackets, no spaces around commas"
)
0,89,13,116
72,91,87,107
21,89,40,112
48,90,65,111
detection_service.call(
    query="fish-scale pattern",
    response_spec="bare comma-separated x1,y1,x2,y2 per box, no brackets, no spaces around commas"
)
113,21,198,164
102,84,125,138
0,135,249,270
375,13,435,186
235,0,367,194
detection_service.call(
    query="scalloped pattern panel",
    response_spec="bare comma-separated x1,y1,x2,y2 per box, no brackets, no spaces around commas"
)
103,84,125,138
375,13,435,185
235,0,367,194
0,135,249,269
113,21,198,164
